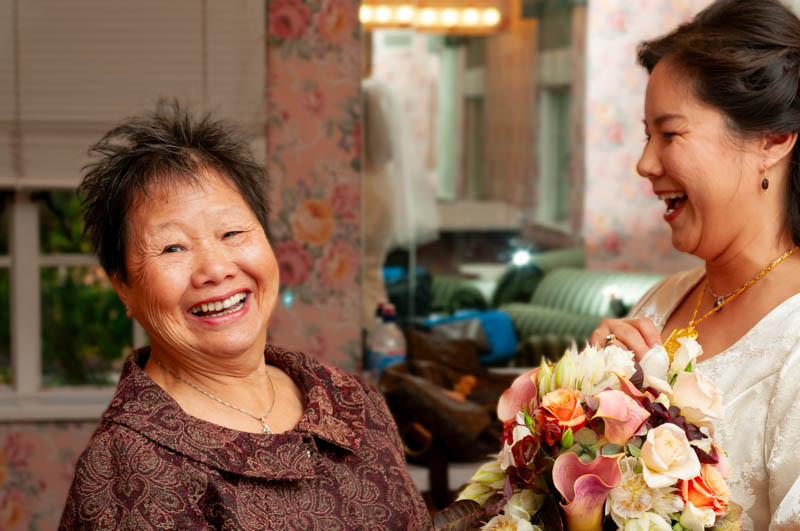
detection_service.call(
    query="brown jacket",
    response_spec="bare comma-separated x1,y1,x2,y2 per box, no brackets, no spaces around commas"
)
60,346,432,530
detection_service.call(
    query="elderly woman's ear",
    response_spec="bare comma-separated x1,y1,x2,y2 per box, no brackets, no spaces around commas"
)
109,274,133,317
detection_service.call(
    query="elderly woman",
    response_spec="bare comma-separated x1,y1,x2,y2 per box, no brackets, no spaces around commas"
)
590,1,800,529
59,103,432,529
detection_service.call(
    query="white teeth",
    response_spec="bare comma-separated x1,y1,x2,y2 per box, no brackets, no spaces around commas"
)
657,192,687,200
190,292,247,316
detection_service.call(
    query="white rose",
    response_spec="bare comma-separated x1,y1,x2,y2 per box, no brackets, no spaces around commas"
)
503,490,544,521
670,337,702,373
623,513,673,531
481,514,537,531
500,412,534,471
679,501,716,531
640,423,701,488
640,346,670,383
671,370,723,429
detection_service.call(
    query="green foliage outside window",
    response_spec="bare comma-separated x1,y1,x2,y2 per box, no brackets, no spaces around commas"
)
0,191,137,387
39,192,133,387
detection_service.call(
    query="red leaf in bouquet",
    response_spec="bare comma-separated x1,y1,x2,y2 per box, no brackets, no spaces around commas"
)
553,453,623,531
593,390,651,445
497,368,539,423
535,409,564,447
432,500,484,530
511,435,539,467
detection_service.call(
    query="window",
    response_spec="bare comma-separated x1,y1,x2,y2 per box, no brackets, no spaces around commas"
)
0,191,146,419
0,0,266,420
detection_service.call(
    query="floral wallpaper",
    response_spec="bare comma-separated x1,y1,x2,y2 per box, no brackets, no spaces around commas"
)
0,422,96,530
583,0,710,273
265,0,363,369
0,1,364,528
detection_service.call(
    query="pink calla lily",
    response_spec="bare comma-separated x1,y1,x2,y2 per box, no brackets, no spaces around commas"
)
616,374,655,402
593,389,651,445
497,367,539,422
553,452,623,531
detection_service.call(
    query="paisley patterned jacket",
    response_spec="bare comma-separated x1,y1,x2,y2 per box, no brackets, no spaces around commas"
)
59,346,432,530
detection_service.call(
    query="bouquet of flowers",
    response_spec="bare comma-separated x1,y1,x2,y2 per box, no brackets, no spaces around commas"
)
434,338,742,531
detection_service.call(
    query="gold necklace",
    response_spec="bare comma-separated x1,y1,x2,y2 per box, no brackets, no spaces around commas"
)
153,357,276,434
663,245,799,360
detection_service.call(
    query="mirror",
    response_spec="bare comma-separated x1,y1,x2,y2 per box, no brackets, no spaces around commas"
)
361,0,587,327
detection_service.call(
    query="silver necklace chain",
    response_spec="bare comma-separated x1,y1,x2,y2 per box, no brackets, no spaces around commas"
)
153,356,275,434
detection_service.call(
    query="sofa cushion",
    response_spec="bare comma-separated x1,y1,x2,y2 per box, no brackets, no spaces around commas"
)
500,303,604,343
530,269,664,317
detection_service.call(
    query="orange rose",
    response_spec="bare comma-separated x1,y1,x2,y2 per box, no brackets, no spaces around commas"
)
541,388,586,430
680,464,731,516
290,199,335,246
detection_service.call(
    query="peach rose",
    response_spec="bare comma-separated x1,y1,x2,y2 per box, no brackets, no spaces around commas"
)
680,464,730,517
541,388,586,430
290,199,335,246
671,370,723,429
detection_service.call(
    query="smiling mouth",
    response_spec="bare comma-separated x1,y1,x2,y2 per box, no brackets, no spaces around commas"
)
657,192,687,216
190,291,248,318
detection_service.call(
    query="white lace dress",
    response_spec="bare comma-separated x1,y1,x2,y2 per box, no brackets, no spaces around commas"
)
630,266,800,530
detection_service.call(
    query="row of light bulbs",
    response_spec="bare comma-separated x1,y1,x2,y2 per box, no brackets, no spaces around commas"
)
359,5,502,28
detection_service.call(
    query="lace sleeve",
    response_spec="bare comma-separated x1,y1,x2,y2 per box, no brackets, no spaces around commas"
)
765,342,800,529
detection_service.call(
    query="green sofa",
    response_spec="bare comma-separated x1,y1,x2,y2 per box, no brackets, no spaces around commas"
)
429,248,664,366
500,268,664,365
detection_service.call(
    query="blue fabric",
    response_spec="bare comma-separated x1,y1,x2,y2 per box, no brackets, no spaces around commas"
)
423,310,518,364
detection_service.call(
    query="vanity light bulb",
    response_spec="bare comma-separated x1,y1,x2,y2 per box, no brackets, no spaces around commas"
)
376,6,392,23
482,8,501,26
419,8,437,25
396,5,414,23
359,5,373,23
462,8,480,25
442,8,458,26
512,249,532,267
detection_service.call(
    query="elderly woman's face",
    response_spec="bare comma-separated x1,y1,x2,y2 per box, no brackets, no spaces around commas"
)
636,60,764,259
112,168,278,362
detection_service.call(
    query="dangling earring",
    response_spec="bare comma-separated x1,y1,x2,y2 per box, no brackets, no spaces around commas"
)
761,167,769,191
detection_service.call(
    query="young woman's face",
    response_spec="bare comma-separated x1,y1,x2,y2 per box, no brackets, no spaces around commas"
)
637,60,765,260
113,169,278,364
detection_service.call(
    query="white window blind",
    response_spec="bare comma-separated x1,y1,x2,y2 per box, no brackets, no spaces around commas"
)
0,0,266,189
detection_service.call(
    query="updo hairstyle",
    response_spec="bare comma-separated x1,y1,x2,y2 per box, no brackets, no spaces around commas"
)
637,0,800,244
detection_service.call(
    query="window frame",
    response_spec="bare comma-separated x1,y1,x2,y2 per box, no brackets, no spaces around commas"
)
0,190,146,421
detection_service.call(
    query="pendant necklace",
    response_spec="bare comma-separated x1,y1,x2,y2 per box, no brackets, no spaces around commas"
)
153,357,276,434
663,245,799,360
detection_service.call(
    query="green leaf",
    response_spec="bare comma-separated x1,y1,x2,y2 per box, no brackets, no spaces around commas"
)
601,444,624,455
627,443,641,457
561,427,574,448
711,502,743,531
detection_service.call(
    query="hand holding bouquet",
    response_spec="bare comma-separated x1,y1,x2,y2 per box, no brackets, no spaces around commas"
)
435,338,741,531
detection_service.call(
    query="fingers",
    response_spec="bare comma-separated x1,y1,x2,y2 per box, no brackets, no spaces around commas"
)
590,318,662,360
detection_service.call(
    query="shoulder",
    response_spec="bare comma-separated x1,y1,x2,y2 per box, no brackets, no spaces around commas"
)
61,422,167,526
629,266,704,324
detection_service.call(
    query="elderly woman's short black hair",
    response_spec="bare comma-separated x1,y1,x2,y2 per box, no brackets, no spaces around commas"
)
80,101,270,282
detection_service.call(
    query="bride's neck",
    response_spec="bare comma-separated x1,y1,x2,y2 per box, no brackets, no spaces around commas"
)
704,233,796,295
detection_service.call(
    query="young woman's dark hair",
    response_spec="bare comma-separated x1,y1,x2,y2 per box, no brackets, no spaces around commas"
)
80,101,270,282
637,0,800,244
